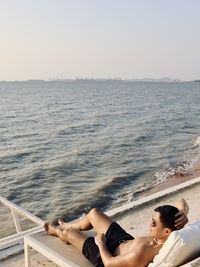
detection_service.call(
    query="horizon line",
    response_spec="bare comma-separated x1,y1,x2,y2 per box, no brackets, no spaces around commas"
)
0,77,199,83
0,77,198,83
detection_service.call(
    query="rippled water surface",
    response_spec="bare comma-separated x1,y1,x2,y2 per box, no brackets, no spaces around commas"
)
0,80,200,222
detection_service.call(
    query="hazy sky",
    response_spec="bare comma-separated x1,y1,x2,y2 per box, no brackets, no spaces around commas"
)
0,0,200,81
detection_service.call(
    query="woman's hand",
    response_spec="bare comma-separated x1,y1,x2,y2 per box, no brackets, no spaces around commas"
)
95,233,107,248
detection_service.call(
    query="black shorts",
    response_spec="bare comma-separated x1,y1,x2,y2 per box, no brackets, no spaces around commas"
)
82,222,134,267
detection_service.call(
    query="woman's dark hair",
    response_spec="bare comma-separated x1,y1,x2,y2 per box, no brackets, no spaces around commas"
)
154,205,180,231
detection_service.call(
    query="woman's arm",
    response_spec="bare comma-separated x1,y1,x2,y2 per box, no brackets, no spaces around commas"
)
95,234,144,267
176,198,189,214
175,198,189,229
95,234,113,267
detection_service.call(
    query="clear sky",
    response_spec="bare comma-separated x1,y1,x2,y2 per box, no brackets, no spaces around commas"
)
0,0,200,81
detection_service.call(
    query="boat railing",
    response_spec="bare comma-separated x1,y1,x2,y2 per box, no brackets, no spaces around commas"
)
0,196,44,251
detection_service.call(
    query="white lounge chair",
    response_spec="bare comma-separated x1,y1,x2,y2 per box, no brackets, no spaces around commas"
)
24,229,200,267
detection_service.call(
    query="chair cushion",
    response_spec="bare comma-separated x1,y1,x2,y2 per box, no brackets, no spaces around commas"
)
148,221,200,267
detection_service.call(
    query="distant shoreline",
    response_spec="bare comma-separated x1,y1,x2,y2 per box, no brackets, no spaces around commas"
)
1,78,199,83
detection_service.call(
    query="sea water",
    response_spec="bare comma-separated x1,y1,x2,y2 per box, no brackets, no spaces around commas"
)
0,80,200,225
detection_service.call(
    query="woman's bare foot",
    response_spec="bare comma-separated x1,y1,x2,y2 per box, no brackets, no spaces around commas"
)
44,222,59,237
58,219,72,230
44,222,71,244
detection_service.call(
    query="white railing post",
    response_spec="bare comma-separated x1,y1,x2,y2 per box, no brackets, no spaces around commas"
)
11,208,22,233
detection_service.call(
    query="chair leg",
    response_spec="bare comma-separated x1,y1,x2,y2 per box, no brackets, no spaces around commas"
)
24,241,31,267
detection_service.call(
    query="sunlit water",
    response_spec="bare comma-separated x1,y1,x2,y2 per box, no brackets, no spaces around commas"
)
0,80,200,225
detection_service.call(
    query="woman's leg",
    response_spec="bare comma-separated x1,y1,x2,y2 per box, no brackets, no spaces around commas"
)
59,208,112,234
45,223,87,251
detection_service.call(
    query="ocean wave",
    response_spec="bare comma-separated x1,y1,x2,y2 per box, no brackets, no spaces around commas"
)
192,136,200,146
155,160,193,182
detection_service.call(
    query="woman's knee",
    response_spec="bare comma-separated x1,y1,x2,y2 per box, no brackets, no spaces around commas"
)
88,207,101,219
